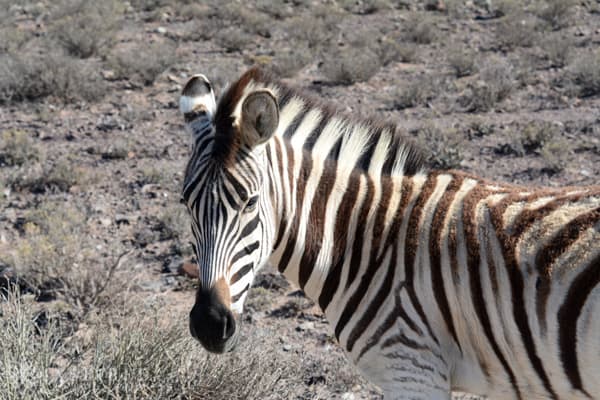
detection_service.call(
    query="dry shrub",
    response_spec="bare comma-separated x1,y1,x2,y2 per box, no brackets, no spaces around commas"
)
109,40,177,86
337,0,392,14
404,12,437,44
51,0,123,58
447,45,477,77
571,51,600,97
542,34,573,68
287,15,339,49
216,27,254,53
495,14,538,50
322,46,382,85
0,291,305,400
540,140,569,174
377,37,418,65
0,130,39,167
536,0,576,30
2,202,118,309
391,75,438,110
12,158,86,194
269,46,312,78
0,48,106,103
460,57,514,112
415,124,463,169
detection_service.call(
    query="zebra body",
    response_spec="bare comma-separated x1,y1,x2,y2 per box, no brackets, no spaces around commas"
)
179,68,600,399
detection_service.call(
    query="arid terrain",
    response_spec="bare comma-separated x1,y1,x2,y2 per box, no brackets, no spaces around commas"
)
0,0,599,399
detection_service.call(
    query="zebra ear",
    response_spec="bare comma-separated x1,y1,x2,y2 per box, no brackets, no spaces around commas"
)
240,90,279,147
180,74,216,123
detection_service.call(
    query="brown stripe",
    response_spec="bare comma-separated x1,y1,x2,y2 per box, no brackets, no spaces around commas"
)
318,170,361,311
429,175,463,352
535,206,600,335
403,173,440,346
463,185,523,399
557,252,599,398
277,149,311,273
345,176,375,289
334,177,410,341
357,283,423,360
345,177,395,352
271,140,293,249
298,158,338,289
489,195,558,400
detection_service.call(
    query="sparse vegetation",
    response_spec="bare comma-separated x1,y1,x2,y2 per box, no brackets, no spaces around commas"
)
0,288,305,400
447,45,477,77
391,75,438,109
0,130,39,167
0,49,106,103
50,0,123,58
415,124,463,169
494,13,538,50
571,51,600,97
109,40,177,86
542,34,573,68
377,37,418,65
1,2,599,400
404,12,437,44
322,47,382,85
460,57,514,112
536,0,576,30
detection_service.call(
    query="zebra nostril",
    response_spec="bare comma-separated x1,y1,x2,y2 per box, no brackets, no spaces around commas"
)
224,311,236,340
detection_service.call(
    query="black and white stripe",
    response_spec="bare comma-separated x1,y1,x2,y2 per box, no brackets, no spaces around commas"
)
180,68,600,399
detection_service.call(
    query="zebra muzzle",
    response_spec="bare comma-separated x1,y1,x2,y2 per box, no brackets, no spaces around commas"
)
189,285,238,354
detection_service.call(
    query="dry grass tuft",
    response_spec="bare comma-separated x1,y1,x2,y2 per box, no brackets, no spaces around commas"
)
460,57,514,112
571,51,600,97
50,0,123,58
447,45,477,77
536,0,576,30
0,287,306,400
415,124,463,169
0,48,106,103
0,130,40,167
109,40,177,86
322,47,382,85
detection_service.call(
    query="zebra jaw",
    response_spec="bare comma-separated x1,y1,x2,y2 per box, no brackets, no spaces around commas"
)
180,74,216,119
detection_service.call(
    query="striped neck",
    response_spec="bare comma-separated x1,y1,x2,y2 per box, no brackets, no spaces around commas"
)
265,133,421,315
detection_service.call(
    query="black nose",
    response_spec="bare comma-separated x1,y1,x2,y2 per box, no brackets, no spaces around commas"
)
189,289,237,353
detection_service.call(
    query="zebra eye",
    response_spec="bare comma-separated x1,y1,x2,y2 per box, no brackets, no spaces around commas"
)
244,196,259,212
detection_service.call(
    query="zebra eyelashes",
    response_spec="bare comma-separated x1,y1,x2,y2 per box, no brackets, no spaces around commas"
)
244,195,259,213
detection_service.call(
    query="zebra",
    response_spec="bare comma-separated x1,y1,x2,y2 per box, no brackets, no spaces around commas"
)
179,67,600,400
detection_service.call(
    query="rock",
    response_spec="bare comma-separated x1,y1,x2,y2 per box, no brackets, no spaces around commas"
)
115,214,131,225
163,257,183,273
101,70,116,80
99,218,112,227
296,321,315,332
156,26,167,34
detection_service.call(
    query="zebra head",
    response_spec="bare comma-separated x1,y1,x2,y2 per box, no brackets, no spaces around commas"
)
179,73,279,353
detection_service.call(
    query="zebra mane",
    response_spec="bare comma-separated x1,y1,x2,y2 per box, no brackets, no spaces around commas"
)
214,67,426,177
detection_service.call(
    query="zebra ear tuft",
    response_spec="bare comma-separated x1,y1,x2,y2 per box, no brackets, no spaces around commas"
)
240,90,279,147
180,74,216,119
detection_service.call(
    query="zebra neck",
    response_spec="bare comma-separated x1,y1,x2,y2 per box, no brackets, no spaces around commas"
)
267,135,421,313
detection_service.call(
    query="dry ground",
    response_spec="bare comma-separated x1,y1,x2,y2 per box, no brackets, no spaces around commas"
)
0,0,599,399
